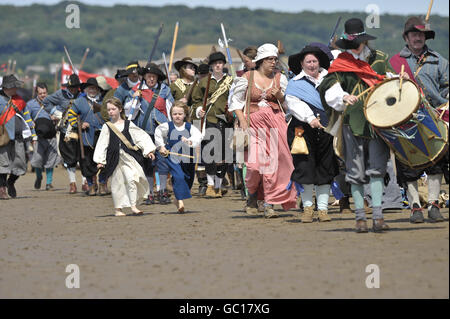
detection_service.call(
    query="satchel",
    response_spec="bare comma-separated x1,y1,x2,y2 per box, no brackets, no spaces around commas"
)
0,124,10,147
291,126,309,155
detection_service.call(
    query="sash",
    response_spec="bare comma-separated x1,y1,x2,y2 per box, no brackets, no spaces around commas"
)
390,53,416,82
0,95,26,125
133,84,167,117
207,75,232,106
328,52,385,87
142,87,163,130
285,78,324,111
106,121,139,151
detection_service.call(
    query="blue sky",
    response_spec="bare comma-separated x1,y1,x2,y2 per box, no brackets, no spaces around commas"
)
2,0,449,16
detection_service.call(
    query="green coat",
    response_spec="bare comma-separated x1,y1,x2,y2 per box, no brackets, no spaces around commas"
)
318,50,394,138
191,74,232,124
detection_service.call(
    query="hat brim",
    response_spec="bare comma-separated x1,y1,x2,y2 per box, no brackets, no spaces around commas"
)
1,80,24,89
174,60,198,73
335,34,377,50
139,67,166,82
80,82,101,91
403,28,435,40
208,57,227,65
288,47,331,75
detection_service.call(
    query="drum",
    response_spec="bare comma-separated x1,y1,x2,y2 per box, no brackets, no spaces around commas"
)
365,78,448,169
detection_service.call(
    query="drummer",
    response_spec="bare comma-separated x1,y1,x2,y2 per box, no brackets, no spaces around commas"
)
389,16,448,223
318,18,408,233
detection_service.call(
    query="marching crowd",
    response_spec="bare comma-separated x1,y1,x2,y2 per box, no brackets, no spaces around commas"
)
0,16,448,233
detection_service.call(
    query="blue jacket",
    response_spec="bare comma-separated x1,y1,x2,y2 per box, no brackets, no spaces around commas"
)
0,92,36,140
42,89,77,115
114,81,133,105
27,98,52,121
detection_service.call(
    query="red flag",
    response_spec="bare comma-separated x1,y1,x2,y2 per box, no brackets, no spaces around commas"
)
62,63,119,89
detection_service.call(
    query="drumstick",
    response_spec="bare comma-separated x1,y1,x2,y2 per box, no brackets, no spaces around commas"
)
161,150,195,159
399,64,405,101
344,86,374,105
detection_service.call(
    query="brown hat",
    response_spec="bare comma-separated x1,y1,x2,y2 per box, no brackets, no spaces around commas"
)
403,16,435,40
174,57,198,73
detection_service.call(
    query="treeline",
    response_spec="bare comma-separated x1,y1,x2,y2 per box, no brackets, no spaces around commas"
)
0,0,448,75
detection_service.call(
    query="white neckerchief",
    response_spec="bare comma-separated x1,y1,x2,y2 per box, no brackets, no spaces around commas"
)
87,94,100,104
142,82,159,90
347,45,371,62
127,78,139,88
293,68,328,87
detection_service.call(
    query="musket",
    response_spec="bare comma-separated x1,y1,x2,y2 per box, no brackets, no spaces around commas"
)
162,52,171,85
64,46,78,75
76,117,85,160
236,48,245,63
128,23,164,120
220,23,236,79
328,16,342,48
200,73,212,134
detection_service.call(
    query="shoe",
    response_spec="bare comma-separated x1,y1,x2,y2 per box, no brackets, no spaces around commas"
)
220,188,228,196
372,218,390,232
154,191,161,203
34,176,42,189
145,194,155,205
45,184,55,191
409,203,425,223
87,184,97,196
355,220,368,233
115,211,126,217
198,185,207,196
427,201,444,223
0,186,9,200
98,183,108,196
301,206,314,223
6,181,16,198
81,181,89,192
205,185,217,198
69,182,77,194
339,196,353,214
318,209,332,222
159,190,170,205
264,205,279,218
245,206,259,215
257,200,265,213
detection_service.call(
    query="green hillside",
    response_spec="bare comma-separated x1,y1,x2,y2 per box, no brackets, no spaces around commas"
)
0,0,448,75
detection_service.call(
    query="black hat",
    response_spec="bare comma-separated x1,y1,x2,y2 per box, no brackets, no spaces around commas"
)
335,18,377,50
62,74,82,88
139,63,166,82
208,52,227,65
80,77,101,91
288,45,331,75
1,74,24,89
115,61,141,79
174,57,198,73
198,63,210,75
403,16,435,40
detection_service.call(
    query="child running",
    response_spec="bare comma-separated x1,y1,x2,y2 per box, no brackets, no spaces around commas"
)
93,97,156,216
154,101,202,213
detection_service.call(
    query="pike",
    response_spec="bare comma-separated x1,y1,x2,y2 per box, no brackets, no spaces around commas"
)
200,73,212,135
63,46,78,75
168,21,179,73
220,23,236,78
425,0,434,28
328,16,342,48
128,23,164,120
79,48,90,70
162,52,171,85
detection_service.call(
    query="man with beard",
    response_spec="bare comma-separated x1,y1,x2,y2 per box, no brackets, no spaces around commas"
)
389,16,449,223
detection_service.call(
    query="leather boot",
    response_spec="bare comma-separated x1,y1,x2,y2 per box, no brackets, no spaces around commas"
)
318,209,332,222
98,183,108,196
81,181,89,192
88,184,97,196
301,206,314,223
245,192,258,215
372,218,390,232
69,182,77,194
0,186,9,200
339,196,353,214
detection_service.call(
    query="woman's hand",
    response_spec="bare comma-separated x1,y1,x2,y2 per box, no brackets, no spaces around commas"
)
97,163,105,169
159,146,169,157
198,109,206,118
272,86,284,101
146,152,155,160
309,118,324,129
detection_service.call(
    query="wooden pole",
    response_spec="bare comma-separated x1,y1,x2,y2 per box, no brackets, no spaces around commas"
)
399,64,405,101
11,60,16,74
53,63,58,92
168,21,179,73
425,0,434,23
6,59,11,74
79,48,90,70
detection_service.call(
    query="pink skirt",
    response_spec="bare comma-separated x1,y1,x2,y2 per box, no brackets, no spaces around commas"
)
245,107,297,210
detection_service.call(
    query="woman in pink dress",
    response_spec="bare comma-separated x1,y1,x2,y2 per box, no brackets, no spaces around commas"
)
229,43,297,217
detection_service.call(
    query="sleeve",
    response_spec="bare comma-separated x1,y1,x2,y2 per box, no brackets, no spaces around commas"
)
154,122,169,148
228,76,249,112
191,78,205,110
42,91,60,114
324,82,349,112
188,124,202,148
285,94,316,124
67,101,79,127
438,57,449,100
279,74,288,94
93,124,110,165
123,95,142,120
21,106,37,139
129,122,156,155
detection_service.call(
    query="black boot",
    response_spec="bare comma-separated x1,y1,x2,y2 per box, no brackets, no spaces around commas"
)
7,175,18,198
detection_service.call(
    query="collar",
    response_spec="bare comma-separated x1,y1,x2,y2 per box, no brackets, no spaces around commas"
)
346,45,371,62
293,68,328,83
142,82,159,90
400,45,438,59
212,72,225,82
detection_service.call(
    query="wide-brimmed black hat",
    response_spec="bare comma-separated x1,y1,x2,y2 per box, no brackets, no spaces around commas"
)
174,57,198,73
139,63,166,82
62,74,82,88
288,45,331,75
1,74,24,89
335,18,377,50
208,52,227,65
115,61,141,79
198,63,210,75
80,77,101,91
403,16,435,40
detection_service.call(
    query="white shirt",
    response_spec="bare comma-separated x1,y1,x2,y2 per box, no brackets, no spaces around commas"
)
154,122,202,149
285,68,328,124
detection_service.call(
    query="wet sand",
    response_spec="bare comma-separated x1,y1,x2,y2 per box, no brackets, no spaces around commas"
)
0,166,448,298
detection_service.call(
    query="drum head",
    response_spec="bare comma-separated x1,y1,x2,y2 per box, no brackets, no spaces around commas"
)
365,79,420,128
